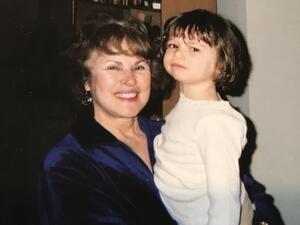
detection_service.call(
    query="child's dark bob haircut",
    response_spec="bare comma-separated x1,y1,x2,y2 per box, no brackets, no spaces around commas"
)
161,9,246,92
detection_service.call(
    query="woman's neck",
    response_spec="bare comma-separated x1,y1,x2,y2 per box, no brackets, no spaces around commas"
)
94,113,141,139
94,112,151,171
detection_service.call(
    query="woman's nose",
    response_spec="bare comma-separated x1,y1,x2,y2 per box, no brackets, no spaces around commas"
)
121,69,137,86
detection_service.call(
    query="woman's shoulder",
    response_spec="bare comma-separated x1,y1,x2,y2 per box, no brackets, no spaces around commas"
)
42,133,83,170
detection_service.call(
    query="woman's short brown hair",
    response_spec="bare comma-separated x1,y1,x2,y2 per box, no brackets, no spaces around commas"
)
65,12,161,106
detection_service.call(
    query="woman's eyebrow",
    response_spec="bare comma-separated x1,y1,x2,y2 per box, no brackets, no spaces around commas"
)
133,58,148,64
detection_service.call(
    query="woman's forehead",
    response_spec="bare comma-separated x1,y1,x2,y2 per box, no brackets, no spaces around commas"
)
102,37,148,57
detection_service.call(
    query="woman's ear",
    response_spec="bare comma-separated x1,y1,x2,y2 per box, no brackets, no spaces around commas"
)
84,80,91,91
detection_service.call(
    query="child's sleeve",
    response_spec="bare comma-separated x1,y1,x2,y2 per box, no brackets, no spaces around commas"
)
196,114,247,225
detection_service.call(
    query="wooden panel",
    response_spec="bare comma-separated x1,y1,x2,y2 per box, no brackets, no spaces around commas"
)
130,8,161,27
161,0,216,117
162,0,216,24
75,1,124,32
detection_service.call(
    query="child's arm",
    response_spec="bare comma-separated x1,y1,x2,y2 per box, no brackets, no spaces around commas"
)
197,114,247,225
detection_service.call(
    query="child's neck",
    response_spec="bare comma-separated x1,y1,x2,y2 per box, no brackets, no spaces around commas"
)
180,82,220,101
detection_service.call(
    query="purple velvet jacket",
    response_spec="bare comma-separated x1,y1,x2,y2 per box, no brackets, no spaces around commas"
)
38,113,176,225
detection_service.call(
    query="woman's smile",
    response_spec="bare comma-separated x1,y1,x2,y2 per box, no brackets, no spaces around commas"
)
115,91,139,101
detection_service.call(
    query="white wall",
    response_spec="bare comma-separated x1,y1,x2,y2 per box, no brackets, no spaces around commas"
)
216,0,249,116
217,0,300,224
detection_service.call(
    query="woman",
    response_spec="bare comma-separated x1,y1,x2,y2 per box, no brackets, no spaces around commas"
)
38,13,176,225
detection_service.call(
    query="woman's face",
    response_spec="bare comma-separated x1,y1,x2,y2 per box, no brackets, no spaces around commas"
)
84,42,151,121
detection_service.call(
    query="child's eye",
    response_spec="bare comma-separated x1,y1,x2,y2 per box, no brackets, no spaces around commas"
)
167,43,178,49
190,47,200,52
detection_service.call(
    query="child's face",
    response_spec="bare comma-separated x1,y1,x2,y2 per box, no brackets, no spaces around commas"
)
163,34,220,88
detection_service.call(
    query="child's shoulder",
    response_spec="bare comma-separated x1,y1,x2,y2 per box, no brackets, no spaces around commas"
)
197,102,245,122
197,104,246,129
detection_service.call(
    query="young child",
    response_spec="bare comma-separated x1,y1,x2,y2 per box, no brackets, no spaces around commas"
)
154,9,253,225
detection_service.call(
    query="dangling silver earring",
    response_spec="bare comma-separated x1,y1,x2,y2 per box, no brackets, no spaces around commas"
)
81,91,92,106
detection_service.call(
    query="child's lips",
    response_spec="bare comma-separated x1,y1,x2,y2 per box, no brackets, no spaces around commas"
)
171,63,186,69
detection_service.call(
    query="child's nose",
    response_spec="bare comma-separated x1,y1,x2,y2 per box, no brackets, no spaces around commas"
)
174,48,185,59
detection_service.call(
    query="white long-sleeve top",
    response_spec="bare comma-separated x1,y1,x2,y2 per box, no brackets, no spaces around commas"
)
154,93,247,225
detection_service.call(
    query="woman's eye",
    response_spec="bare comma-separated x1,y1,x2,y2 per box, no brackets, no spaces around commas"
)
106,65,120,70
134,65,145,70
134,64,149,71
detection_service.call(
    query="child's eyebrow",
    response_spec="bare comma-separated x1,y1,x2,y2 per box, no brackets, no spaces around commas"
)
185,38,209,47
167,37,180,42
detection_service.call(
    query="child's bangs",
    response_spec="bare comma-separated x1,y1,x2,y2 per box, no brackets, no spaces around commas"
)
168,24,216,46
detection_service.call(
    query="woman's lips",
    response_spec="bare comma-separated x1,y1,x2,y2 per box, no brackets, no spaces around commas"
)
115,91,138,101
